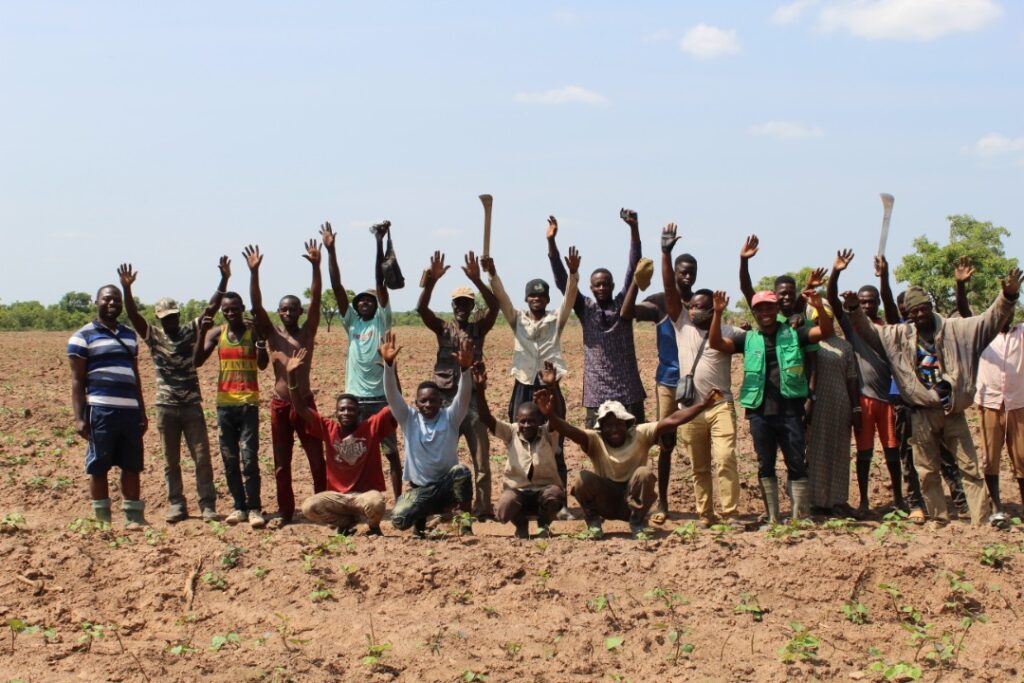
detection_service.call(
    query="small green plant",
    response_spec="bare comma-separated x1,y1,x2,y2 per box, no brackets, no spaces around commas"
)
309,580,334,603
604,635,624,651
207,519,227,538
168,640,197,656
201,571,227,591
52,476,73,490
451,511,476,537
209,632,241,651
778,621,819,663
823,517,859,536
874,510,910,544
340,563,360,586
536,567,552,588
503,641,522,657
979,543,1010,569
672,522,698,542
667,627,695,664
253,566,269,580
143,527,165,546
27,476,47,489
841,600,869,625
109,535,133,549
866,648,923,682
572,525,602,540
588,593,621,627
219,544,246,569
6,618,38,653
274,613,310,651
362,632,392,667
461,672,488,682
449,590,473,605
77,622,106,653
734,593,767,622
69,517,111,536
0,513,27,532
481,606,498,618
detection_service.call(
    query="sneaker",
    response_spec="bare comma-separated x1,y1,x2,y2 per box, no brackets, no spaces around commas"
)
248,510,267,529
989,511,1011,530
556,506,576,521
225,509,248,526
165,509,188,524
201,508,218,522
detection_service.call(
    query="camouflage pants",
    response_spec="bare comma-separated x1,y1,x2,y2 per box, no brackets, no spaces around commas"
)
391,464,472,531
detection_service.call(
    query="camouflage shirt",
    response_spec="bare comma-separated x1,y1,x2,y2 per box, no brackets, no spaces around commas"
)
146,318,203,406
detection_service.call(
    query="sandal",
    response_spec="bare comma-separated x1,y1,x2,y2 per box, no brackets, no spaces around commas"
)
908,509,926,525
650,512,667,526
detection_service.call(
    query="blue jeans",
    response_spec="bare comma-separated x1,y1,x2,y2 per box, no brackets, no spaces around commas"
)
748,414,807,480
391,464,472,531
217,404,262,511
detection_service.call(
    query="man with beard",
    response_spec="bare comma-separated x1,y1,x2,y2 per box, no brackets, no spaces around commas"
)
245,238,325,528
68,284,148,527
416,250,500,519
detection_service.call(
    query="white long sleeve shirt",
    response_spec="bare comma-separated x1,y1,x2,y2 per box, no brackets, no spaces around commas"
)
976,324,1024,411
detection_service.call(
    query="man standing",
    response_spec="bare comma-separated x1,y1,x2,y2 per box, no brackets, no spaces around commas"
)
117,258,229,523
67,284,148,527
195,289,269,529
323,222,402,500
620,225,698,524
416,250,500,518
709,288,834,524
548,210,645,426
846,268,1022,526
282,348,398,535
245,239,325,528
826,250,905,516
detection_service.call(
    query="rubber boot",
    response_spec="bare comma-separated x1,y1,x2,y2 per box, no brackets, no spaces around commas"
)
882,447,906,511
759,477,780,527
92,498,112,524
985,475,1009,528
123,500,147,529
790,479,810,521
855,451,873,515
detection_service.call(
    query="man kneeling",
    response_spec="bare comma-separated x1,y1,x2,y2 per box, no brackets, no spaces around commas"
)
538,389,718,538
473,361,565,539
281,349,397,535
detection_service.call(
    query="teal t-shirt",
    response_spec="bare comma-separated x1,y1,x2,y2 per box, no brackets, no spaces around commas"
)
342,304,392,397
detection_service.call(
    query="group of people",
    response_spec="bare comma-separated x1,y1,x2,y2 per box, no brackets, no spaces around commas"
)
67,210,1024,539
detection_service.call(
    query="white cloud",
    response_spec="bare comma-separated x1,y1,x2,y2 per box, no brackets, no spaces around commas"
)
678,24,740,60
748,121,824,139
818,0,1002,41
772,0,819,25
514,85,609,106
962,133,1024,157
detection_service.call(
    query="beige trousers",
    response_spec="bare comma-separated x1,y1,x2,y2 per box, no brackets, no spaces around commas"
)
909,408,991,525
679,401,741,519
300,490,386,529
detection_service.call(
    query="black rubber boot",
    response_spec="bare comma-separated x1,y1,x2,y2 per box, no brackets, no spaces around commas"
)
985,475,1003,513
855,450,873,514
882,447,905,510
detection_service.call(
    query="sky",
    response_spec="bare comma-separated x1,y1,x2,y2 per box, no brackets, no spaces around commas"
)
2,0,1023,312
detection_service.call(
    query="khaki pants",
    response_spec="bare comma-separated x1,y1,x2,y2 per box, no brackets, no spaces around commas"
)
300,490,386,530
570,467,657,523
979,405,1024,478
679,400,740,519
909,408,991,524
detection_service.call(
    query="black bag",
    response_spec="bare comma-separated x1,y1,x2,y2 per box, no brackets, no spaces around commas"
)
370,221,406,290
675,335,708,407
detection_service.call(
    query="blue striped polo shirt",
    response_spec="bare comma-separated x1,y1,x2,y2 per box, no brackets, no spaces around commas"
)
67,321,140,409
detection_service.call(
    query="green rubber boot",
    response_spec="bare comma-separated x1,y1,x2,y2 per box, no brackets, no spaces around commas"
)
790,480,810,521
92,498,112,525
123,499,147,529
759,478,780,528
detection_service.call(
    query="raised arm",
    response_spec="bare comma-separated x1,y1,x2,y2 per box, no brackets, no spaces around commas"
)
116,263,148,339
471,362,497,433
481,256,517,329
321,222,351,317
827,249,854,324
202,256,232,319
661,223,683,323
620,278,641,321
302,238,322,332
193,317,220,368
655,391,718,438
373,221,390,309
546,216,584,316
843,291,885,353
709,291,737,354
964,268,1023,351
447,337,475,425
463,251,499,334
954,256,975,319
534,388,589,450
804,289,835,343
618,208,642,299
242,245,274,337
875,255,900,325
558,247,581,331
380,331,411,423
416,251,449,335
739,235,759,307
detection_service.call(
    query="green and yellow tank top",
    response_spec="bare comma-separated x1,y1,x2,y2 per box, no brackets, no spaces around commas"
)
217,326,260,406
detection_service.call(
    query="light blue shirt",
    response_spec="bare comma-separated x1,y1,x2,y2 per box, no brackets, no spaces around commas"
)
384,363,471,486
342,303,392,397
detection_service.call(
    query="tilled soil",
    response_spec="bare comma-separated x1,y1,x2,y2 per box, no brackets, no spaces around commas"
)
1,327,1023,682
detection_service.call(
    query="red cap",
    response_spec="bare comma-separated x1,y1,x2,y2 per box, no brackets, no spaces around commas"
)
751,291,779,307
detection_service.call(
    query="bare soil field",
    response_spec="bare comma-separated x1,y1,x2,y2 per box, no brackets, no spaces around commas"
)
1,327,1023,682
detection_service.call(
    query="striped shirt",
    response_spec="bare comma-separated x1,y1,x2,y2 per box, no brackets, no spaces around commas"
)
217,325,260,406
67,321,140,409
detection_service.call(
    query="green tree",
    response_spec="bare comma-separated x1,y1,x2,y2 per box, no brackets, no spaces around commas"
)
57,291,92,314
734,266,818,324
304,287,352,331
894,214,1018,315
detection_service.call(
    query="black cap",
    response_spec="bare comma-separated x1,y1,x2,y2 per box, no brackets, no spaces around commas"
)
525,279,550,297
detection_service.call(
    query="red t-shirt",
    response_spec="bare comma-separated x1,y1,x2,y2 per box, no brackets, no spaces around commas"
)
307,406,398,493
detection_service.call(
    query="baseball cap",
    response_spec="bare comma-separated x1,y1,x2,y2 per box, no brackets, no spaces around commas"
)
525,279,550,297
353,289,379,304
751,291,779,308
451,287,476,302
154,297,180,319
595,400,636,424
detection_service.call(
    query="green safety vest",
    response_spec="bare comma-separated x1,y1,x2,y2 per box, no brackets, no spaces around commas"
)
739,326,809,409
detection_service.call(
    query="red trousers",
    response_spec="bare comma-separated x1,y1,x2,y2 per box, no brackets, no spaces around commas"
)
270,397,326,521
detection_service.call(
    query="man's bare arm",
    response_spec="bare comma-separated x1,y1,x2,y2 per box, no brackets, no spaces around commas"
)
875,255,900,324
116,264,148,339
661,223,683,323
463,251,499,334
69,356,89,438
827,249,854,324
954,256,975,319
534,389,589,450
471,363,497,434
416,251,448,335
321,222,351,316
202,256,231,320
243,245,274,337
709,291,737,353
739,235,759,307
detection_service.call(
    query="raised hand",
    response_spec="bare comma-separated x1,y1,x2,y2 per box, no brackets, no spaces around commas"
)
806,267,828,290
243,245,263,271
218,255,231,279
462,251,481,282
546,216,558,240
452,336,475,370
874,254,889,278
303,239,321,266
840,290,859,311
803,288,824,309
320,221,336,251
661,223,681,254
480,255,496,277
285,348,308,374
378,330,402,365
427,251,449,282
539,360,558,386
1002,267,1024,297
619,207,638,229
833,249,854,272
471,361,487,388
955,256,975,283
713,290,729,313
565,246,581,275
117,263,137,288
533,388,554,417
740,235,759,259
198,314,215,332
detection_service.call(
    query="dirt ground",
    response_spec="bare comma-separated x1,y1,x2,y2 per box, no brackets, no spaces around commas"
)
1,326,1023,683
